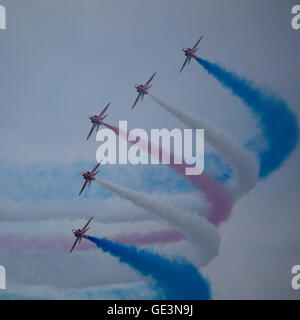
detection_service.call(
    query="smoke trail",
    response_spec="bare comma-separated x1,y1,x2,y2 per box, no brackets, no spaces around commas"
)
0,282,161,300
150,94,259,203
0,230,184,253
101,121,233,225
96,178,220,266
88,235,211,299
196,58,299,178
114,229,185,246
0,234,94,252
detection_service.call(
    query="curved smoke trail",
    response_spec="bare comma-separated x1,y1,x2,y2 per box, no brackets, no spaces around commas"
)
149,94,259,204
196,57,299,178
101,122,233,226
88,235,211,300
113,229,185,246
96,178,220,266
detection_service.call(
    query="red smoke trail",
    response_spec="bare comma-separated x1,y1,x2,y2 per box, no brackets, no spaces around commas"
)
0,231,185,253
0,122,233,253
101,122,233,226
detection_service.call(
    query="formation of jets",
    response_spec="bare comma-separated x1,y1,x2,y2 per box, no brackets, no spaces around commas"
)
71,36,204,252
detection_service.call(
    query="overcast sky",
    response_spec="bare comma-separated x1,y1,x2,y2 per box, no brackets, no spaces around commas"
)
0,0,299,299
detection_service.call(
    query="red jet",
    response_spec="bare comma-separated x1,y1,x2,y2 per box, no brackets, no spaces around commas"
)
70,216,93,253
79,163,101,196
180,36,203,72
87,103,110,140
132,72,156,109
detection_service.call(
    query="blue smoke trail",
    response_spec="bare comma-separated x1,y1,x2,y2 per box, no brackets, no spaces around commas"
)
196,58,299,178
88,235,211,300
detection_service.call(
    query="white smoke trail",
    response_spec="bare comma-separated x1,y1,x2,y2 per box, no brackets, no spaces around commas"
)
0,282,159,300
150,94,259,200
96,178,220,266
0,193,207,223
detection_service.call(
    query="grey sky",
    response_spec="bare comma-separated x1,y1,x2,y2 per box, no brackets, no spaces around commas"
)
0,0,299,299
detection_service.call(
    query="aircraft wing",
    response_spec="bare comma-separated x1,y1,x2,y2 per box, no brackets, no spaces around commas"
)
98,103,110,118
132,93,141,109
91,163,100,174
70,238,79,253
180,56,189,73
101,114,108,121
93,170,100,177
79,180,88,196
192,36,203,50
87,123,96,140
82,216,93,232
145,72,156,86
83,227,90,234
146,84,152,90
